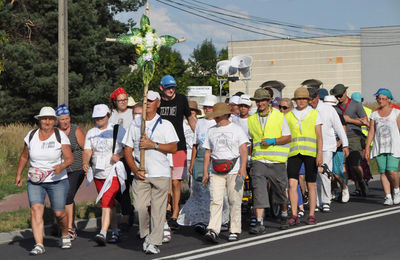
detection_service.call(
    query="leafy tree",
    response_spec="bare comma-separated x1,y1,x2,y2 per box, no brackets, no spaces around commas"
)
0,0,145,123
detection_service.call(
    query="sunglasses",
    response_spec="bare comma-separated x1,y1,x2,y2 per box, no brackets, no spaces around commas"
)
335,94,344,99
279,105,289,110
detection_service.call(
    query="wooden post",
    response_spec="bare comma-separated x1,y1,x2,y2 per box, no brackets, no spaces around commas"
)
58,0,68,106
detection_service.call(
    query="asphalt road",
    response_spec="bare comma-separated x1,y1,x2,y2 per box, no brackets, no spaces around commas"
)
2,179,400,260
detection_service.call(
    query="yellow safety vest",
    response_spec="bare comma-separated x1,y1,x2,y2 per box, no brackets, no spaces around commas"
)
247,109,290,163
285,109,318,157
362,106,372,137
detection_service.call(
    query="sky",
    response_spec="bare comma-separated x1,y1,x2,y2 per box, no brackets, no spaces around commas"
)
115,0,400,60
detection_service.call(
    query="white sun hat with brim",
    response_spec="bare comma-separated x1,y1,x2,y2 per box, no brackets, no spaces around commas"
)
34,107,58,120
324,95,337,105
92,104,110,118
201,94,218,107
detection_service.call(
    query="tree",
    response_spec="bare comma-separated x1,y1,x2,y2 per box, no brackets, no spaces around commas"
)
0,0,145,123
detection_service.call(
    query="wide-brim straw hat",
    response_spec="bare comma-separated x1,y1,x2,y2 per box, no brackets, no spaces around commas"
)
188,100,201,115
34,107,58,119
206,102,231,119
292,87,311,100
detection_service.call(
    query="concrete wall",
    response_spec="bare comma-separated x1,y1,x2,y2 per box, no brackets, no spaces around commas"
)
228,36,362,99
361,26,400,102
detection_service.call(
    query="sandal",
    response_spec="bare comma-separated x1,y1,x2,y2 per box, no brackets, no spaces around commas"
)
30,244,45,255
228,233,239,242
68,228,77,240
298,210,305,218
162,223,172,243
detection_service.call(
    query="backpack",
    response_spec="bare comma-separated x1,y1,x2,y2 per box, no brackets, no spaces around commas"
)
29,128,61,144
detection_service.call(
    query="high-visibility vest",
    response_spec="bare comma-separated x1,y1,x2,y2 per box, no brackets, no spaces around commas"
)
285,109,318,158
247,109,290,163
362,106,372,137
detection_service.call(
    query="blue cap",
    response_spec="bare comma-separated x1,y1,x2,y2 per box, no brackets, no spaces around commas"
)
351,92,363,103
160,75,177,88
318,88,329,101
55,104,70,116
374,88,393,100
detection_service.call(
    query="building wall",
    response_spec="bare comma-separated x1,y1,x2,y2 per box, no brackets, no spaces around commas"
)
228,35,362,98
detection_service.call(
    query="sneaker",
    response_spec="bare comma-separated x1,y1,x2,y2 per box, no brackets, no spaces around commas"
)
360,181,368,197
288,215,299,226
142,236,150,252
168,218,180,230
220,223,229,232
228,233,239,242
280,216,289,230
250,217,257,227
322,203,331,213
145,244,160,254
204,230,218,243
298,210,305,218
94,233,106,246
305,215,317,225
384,197,394,206
393,193,400,205
30,244,45,255
249,222,266,234
194,223,207,235
61,235,72,249
107,232,120,243
342,187,350,203
67,228,77,240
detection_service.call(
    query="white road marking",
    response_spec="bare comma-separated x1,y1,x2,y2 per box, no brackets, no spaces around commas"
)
155,206,400,260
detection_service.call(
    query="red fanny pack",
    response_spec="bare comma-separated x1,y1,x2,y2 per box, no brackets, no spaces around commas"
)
212,158,239,174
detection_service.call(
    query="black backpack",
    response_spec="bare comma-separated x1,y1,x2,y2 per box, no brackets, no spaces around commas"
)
29,128,61,144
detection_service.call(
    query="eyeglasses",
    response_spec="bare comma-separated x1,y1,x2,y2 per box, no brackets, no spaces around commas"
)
279,105,289,110
335,94,344,99
376,97,388,101
116,99,128,103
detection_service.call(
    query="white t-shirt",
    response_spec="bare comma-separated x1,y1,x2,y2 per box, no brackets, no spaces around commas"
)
122,114,179,178
109,108,133,131
183,119,195,160
203,122,250,175
232,116,251,139
84,123,126,179
370,109,400,158
24,129,70,183
194,118,216,150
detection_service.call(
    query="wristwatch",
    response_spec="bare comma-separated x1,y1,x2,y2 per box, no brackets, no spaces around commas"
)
154,142,159,150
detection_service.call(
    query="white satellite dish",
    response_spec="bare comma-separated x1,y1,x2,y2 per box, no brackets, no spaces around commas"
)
231,55,253,69
216,60,237,76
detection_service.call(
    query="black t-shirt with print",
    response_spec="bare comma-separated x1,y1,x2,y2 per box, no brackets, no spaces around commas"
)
158,93,191,151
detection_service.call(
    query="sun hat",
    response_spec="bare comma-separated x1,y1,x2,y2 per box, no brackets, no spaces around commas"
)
324,95,337,105
374,88,393,100
147,90,161,101
34,107,58,119
292,87,311,100
110,87,127,101
206,102,231,119
55,104,70,116
92,104,110,118
188,100,202,115
127,96,136,107
250,88,272,101
228,95,240,105
330,84,348,96
160,75,177,88
239,94,252,106
318,88,329,101
350,92,362,103
201,94,218,107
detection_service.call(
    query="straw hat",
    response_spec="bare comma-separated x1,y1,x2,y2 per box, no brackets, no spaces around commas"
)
292,87,311,100
206,102,231,119
34,107,58,119
188,100,201,115
127,96,136,107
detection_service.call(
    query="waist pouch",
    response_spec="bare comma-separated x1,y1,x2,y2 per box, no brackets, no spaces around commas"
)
212,157,239,174
28,167,53,184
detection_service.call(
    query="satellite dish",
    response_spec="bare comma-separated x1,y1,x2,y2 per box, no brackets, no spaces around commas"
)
231,55,253,69
216,60,237,76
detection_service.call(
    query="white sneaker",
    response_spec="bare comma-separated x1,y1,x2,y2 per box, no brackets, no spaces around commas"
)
342,187,350,203
145,244,160,254
142,236,150,252
384,197,394,206
393,193,400,205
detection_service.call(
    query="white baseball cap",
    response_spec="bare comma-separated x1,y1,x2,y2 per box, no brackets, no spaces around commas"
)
324,95,337,105
201,95,218,107
92,104,110,118
34,107,58,119
229,95,240,105
147,90,161,101
239,94,252,106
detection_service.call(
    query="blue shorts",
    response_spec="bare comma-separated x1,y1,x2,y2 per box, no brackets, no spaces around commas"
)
27,179,69,211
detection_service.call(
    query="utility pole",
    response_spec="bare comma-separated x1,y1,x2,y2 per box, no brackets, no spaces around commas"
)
58,0,68,106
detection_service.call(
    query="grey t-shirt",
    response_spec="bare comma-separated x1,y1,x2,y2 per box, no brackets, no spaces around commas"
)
337,99,366,137
109,108,133,131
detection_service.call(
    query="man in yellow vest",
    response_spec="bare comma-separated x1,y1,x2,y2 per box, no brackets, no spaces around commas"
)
286,87,323,225
247,88,291,233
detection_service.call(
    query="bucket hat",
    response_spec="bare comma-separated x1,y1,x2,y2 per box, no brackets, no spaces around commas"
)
201,95,218,107
330,84,348,96
206,102,231,119
188,100,202,115
250,88,272,101
324,95,337,105
34,107,58,119
292,87,311,100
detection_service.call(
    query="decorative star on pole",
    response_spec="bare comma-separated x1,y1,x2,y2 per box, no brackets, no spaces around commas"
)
106,3,185,171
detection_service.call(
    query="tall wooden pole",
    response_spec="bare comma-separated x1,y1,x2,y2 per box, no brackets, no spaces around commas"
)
58,0,68,106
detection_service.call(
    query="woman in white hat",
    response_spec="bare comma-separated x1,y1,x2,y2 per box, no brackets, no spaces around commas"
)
15,107,74,255
82,104,126,246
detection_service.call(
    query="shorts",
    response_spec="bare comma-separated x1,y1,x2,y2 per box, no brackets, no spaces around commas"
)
347,136,365,166
94,177,120,208
27,179,69,211
249,161,288,208
287,154,317,183
172,150,188,180
333,151,345,181
66,170,85,205
376,153,400,173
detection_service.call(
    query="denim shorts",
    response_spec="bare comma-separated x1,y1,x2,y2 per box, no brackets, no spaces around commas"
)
27,179,69,211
